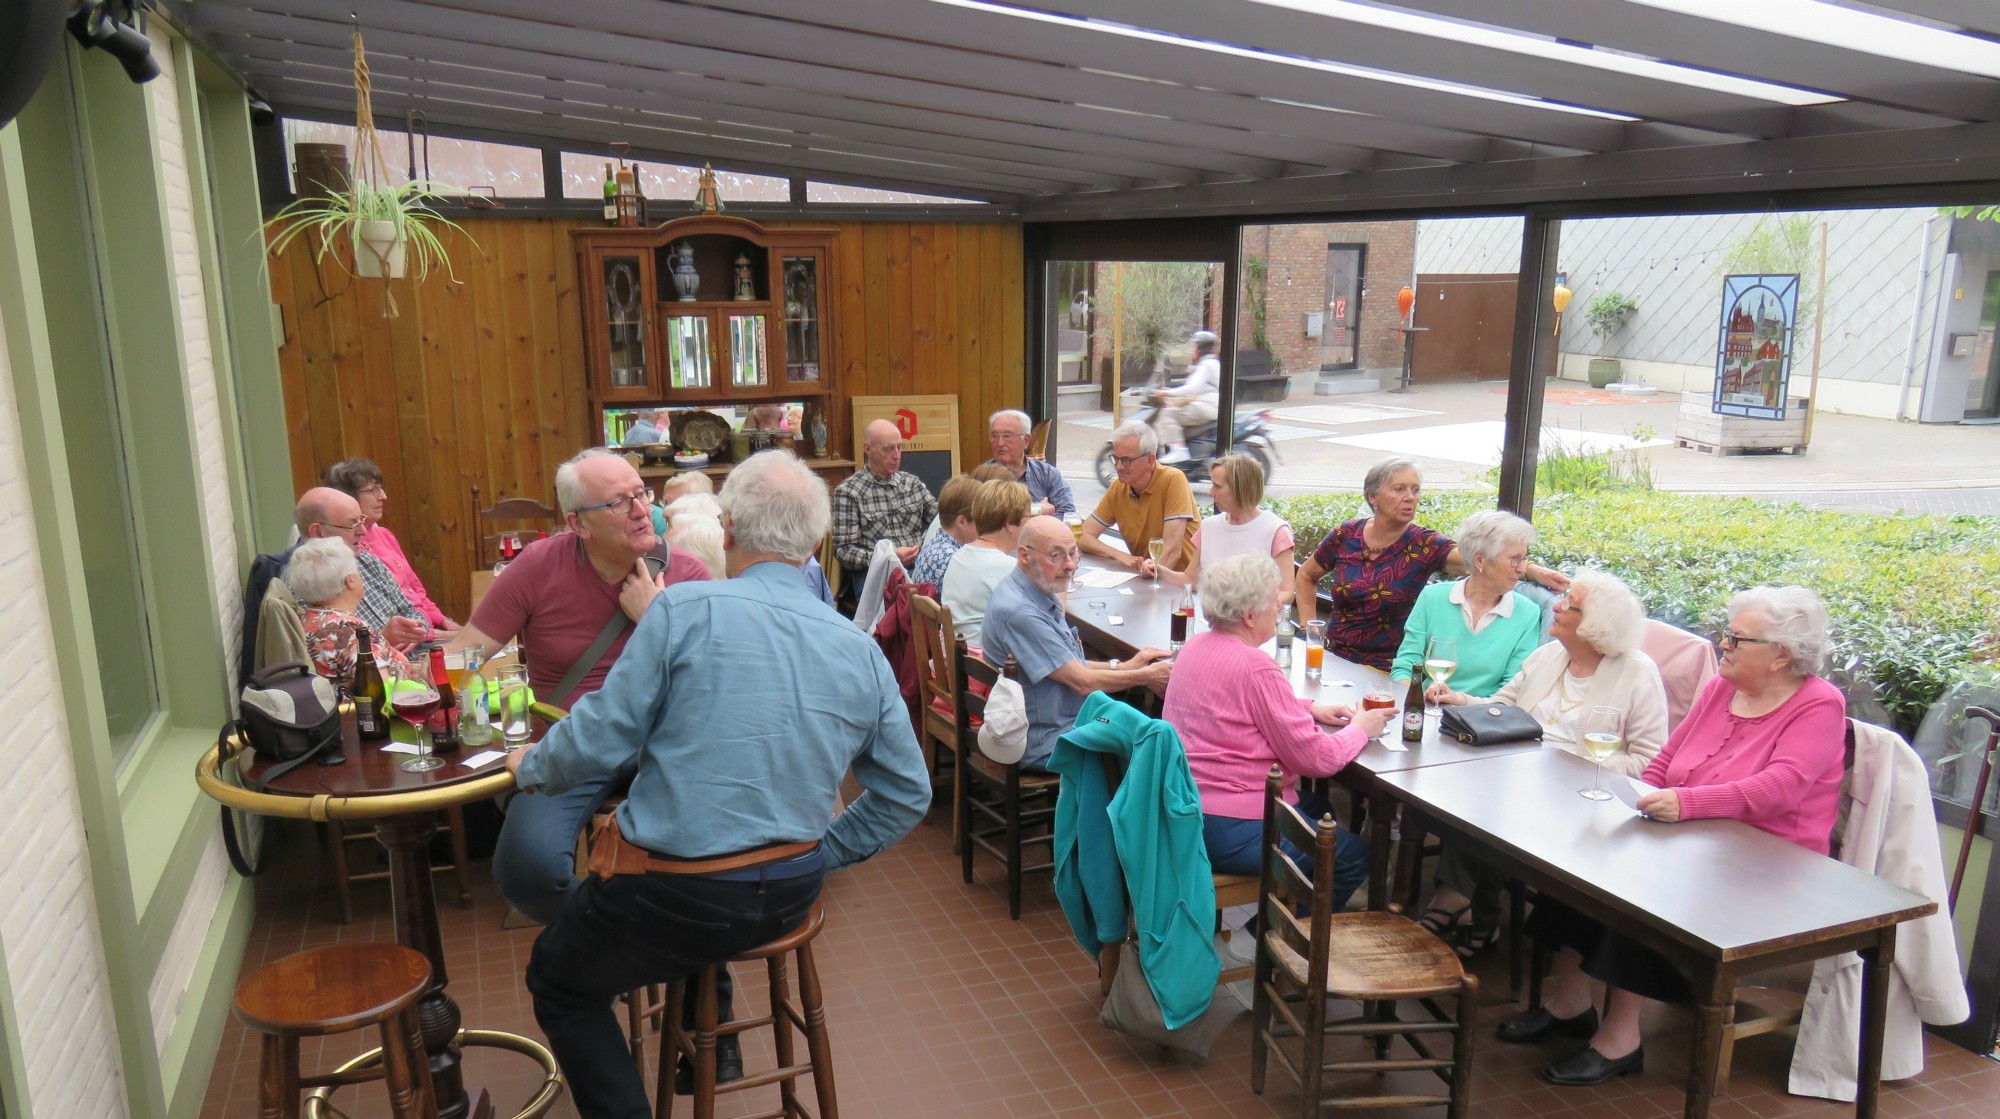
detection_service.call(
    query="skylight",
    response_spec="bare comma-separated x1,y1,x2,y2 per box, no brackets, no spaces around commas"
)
1625,0,2000,79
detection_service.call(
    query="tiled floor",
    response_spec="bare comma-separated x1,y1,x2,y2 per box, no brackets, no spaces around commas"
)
200,810,1998,1119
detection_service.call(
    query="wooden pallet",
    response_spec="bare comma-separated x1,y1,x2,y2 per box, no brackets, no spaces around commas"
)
1674,436,1805,457
1675,392,1809,456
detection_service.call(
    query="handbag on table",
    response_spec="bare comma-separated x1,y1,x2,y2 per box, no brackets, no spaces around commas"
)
1439,702,1543,746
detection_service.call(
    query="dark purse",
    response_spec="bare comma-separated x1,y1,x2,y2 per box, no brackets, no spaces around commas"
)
1439,702,1543,746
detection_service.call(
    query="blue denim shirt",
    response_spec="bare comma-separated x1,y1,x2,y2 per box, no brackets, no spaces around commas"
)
978,568,1086,768
516,561,931,869
989,457,1077,520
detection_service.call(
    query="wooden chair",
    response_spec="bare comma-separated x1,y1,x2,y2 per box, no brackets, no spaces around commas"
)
232,943,437,1119
469,482,561,570
908,594,962,842
1251,767,1476,1118
327,808,473,924
1026,419,1051,461
955,645,1059,919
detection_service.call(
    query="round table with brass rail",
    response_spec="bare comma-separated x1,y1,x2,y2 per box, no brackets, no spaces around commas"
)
196,708,566,1119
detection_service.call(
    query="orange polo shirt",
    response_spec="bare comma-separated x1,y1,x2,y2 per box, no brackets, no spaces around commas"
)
1089,467,1200,568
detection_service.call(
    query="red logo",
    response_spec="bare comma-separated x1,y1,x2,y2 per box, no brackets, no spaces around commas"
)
894,409,919,439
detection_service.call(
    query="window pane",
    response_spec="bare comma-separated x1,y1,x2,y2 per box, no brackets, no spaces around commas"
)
559,153,790,203
283,119,544,196
805,181,983,205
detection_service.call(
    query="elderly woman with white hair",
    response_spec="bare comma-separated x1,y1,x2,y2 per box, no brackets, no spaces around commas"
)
1502,586,1848,1088
1390,509,1545,697
1162,553,1394,913
1420,569,1670,955
284,537,410,681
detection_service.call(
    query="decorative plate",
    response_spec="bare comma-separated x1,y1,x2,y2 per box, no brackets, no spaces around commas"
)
672,409,731,454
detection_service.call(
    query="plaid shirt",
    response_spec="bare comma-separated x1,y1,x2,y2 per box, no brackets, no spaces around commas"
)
354,550,428,638
831,469,937,573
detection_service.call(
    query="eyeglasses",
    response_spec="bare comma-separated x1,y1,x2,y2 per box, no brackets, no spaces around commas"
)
314,518,368,534
1111,453,1151,468
1037,547,1081,565
358,484,387,498
989,430,1027,441
1552,594,1582,614
576,489,656,516
1719,631,1775,651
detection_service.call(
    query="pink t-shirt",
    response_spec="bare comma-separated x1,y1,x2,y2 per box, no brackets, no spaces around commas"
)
468,531,709,708
1163,629,1370,819
1641,674,1847,854
356,523,448,629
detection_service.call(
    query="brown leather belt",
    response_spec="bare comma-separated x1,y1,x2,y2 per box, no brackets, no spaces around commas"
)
587,812,819,880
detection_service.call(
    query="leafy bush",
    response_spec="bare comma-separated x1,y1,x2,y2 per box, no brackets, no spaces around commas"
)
1271,486,2000,735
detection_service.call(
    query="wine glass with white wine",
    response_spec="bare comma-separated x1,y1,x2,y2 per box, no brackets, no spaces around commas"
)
1579,705,1623,800
1422,636,1458,720
1146,538,1164,582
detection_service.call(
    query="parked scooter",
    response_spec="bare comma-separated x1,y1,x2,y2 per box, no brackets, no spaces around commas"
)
1095,384,1278,488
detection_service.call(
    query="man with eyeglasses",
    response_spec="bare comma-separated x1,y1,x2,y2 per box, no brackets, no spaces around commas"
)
980,516,1174,771
986,408,1074,519
1078,421,1200,574
447,448,710,931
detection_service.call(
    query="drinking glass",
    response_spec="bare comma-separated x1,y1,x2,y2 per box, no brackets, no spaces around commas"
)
1422,636,1458,718
386,659,445,773
1304,619,1327,679
1145,538,1164,581
1580,705,1623,800
496,664,534,748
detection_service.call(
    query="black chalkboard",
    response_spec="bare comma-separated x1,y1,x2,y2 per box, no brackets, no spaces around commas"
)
899,450,955,497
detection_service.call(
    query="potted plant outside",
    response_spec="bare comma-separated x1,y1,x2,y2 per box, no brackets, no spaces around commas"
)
1584,291,1637,387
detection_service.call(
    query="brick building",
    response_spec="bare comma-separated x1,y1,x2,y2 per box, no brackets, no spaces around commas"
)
1238,221,1417,387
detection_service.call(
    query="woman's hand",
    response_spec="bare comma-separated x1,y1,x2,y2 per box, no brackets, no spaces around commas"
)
1425,683,1462,705
1527,564,1571,593
1636,788,1682,822
1310,701,1354,728
1136,557,1156,578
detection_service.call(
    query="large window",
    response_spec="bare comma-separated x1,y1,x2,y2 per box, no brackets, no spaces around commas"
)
558,153,789,203
285,119,546,197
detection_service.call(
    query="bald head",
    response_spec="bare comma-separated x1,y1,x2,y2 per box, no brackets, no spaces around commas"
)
296,487,363,540
1016,515,1078,595
862,418,905,479
1017,515,1069,555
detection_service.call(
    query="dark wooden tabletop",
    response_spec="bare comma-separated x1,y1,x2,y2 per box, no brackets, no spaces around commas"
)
245,710,522,803
1376,747,1935,961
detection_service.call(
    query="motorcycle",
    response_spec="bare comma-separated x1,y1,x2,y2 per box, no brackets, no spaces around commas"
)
1094,384,1279,488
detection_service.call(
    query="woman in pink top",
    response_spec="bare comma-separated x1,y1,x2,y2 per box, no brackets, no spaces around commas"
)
327,459,459,634
1162,553,1392,909
1502,586,1847,1089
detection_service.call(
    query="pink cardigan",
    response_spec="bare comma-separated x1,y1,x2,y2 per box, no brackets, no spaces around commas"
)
1642,674,1847,854
1163,630,1371,819
356,523,450,629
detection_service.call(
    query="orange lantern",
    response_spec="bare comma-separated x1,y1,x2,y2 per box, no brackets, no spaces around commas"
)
1395,285,1415,320
1551,276,1574,337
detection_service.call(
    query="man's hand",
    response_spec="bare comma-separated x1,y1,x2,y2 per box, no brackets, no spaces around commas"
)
1636,788,1682,822
383,615,426,649
1033,500,1056,518
1137,557,1156,578
1122,647,1172,669
619,557,665,623
1119,551,1146,572
895,544,921,565
504,742,533,781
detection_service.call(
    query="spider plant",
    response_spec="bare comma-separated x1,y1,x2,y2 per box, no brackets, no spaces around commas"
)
263,178,474,283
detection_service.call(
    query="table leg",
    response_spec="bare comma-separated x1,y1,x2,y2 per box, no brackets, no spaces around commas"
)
1855,927,1898,1119
1367,792,1394,912
376,814,490,1119
1683,967,1732,1119
1393,809,1427,914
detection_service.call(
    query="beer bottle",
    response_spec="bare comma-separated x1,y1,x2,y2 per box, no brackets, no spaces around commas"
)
1401,671,1426,743
353,628,390,741
427,646,461,755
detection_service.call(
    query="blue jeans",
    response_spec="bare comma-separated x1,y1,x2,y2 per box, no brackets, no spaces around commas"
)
1202,810,1370,912
527,865,824,1119
493,773,622,925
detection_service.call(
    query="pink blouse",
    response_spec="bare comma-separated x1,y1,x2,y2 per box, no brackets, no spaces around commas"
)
1641,674,1847,854
1163,630,1371,819
356,523,449,628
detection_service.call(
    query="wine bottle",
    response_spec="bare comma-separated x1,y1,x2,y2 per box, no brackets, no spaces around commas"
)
353,628,390,741
427,646,461,755
1401,671,1426,743
602,162,617,225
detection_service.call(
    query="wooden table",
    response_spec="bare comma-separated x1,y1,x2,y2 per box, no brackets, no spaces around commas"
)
1378,748,1935,1119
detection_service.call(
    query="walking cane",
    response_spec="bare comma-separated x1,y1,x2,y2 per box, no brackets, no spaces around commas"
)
1948,704,2000,913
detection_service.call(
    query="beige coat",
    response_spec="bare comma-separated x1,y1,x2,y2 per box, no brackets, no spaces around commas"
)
1489,642,1669,778
1788,720,1970,1101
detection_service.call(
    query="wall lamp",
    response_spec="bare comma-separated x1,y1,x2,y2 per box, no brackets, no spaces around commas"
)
66,0,159,84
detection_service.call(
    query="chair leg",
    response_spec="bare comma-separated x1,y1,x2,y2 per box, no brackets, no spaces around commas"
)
257,1033,301,1119
960,773,976,884
769,954,800,1119
1447,979,1478,1119
626,987,648,1080
694,967,720,1119
656,980,687,1119
326,822,353,926
379,1006,438,1119
1004,771,1024,920
1249,934,1272,1096
1508,883,1527,1002
446,806,473,908
798,942,839,1119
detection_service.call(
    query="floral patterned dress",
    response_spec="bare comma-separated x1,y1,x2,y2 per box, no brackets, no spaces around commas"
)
300,607,409,683
1308,518,1455,671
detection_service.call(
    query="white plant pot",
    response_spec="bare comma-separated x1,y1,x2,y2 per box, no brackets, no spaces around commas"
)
354,219,406,279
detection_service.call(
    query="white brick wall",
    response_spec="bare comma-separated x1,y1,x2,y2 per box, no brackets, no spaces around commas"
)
0,307,130,1116
144,23,244,1059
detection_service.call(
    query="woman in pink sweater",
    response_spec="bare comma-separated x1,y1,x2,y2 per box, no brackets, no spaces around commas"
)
1162,553,1392,909
1501,586,1847,1088
326,458,459,634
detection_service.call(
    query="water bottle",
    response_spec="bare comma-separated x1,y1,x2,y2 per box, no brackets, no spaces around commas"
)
1274,603,1297,669
457,649,496,747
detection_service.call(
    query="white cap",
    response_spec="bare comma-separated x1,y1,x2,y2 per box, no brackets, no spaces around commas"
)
977,675,1029,764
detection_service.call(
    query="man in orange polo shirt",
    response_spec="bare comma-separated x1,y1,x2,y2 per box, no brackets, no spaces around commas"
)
1078,421,1201,572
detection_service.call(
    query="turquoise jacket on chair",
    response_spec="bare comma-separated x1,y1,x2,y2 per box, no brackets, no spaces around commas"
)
1050,692,1219,1029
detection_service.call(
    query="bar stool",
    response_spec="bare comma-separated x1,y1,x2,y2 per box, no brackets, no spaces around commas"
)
232,942,437,1119
656,905,837,1119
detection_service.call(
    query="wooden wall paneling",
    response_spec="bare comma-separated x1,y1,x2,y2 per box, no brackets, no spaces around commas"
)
289,235,351,494
909,223,936,395
267,242,317,510
931,223,962,466
997,224,1026,462
958,223,986,467
833,224,868,458
428,230,481,603
386,273,443,616
886,223,914,392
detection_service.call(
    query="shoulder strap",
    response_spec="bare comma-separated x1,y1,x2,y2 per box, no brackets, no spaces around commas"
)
551,608,633,709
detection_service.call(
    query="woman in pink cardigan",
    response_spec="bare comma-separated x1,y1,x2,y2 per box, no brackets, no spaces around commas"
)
326,458,459,635
1162,553,1393,911
1501,586,1847,1088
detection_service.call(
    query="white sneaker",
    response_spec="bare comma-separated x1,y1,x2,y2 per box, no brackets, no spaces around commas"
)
1159,444,1191,464
1214,928,1257,968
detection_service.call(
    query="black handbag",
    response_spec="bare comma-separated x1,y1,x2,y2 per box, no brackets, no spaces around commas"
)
1439,702,1543,746
218,664,344,876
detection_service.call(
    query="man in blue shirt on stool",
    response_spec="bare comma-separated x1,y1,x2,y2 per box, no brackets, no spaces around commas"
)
510,451,931,1119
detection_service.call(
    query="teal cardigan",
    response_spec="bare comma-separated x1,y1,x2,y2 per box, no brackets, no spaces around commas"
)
1049,692,1218,1030
1389,580,1542,698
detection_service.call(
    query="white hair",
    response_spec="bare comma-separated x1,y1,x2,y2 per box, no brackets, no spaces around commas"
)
1199,552,1282,628
1568,569,1646,657
718,451,830,564
1455,509,1536,568
283,537,358,607
668,514,727,579
555,447,620,514
663,493,722,521
1729,585,1832,675
1112,420,1158,457
989,409,1032,436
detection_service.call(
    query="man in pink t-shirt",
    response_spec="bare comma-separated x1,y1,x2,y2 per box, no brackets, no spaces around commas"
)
448,450,708,925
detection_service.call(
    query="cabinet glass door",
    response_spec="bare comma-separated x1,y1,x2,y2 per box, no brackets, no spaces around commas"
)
782,255,822,385
664,314,712,390
728,315,768,389
602,254,649,389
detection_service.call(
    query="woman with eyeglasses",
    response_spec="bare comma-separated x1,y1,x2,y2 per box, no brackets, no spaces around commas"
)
325,458,459,636
1502,585,1847,1088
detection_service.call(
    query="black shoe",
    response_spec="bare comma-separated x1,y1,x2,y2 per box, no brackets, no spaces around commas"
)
673,1036,744,1095
1497,1005,1600,1044
1541,1044,1643,1086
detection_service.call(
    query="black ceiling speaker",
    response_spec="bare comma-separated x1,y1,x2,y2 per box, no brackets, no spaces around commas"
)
0,0,68,128
67,0,159,85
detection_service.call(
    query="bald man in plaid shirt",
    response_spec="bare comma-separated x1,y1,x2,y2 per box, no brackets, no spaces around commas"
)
831,419,937,575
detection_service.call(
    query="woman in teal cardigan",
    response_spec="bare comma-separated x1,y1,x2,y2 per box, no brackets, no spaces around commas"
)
1390,509,1543,697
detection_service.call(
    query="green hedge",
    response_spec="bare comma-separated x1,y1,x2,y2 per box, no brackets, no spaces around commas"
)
1269,489,2000,734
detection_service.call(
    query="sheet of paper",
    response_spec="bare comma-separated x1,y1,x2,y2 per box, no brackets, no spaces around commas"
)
1380,738,1408,752
1613,775,1660,812
1104,615,1124,626
461,750,507,769
1074,567,1139,589
378,743,420,755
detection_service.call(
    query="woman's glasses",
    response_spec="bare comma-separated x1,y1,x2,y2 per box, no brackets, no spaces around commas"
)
1718,631,1774,651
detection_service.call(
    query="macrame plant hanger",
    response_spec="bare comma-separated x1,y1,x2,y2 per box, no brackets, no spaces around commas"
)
350,25,400,317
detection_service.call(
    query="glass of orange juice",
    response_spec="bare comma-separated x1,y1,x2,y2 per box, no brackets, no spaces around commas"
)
1304,620,1327,678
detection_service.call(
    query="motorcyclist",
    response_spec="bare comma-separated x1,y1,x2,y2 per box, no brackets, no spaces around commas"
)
1156,330,1221,465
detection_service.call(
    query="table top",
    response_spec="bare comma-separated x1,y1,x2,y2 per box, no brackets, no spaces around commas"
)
1376,748,1935,961
246,710,524,808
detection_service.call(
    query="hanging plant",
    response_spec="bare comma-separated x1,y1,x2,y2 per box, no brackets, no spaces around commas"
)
260,31,472,313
